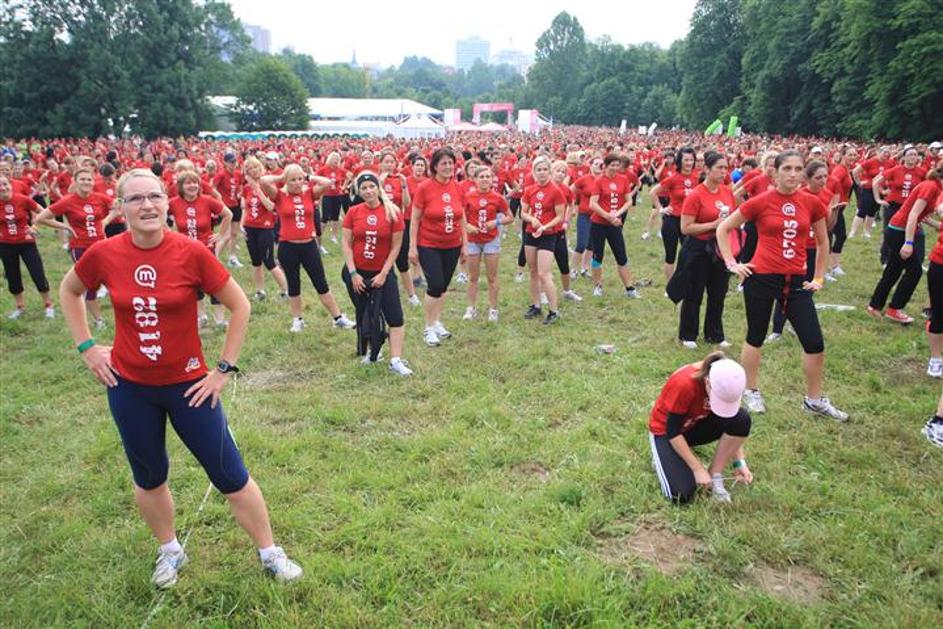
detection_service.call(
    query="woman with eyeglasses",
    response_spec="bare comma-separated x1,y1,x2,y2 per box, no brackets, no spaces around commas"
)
59,168,303,589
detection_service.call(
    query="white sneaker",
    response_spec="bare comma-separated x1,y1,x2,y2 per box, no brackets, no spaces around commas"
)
44,306,55,319
290,317,305,333
389,357,414,376
215,319,229,328
766,332,782,342
361,351,383,364
928,359,943,379
540,292,549,306
711,474,732,503
7,308,24,320
592,285,603,297
228,256,244,268
681,340,698,349
824,272,837,282
198,314,209,328
641,231,650,240
254,290,267,301
921,419,943,448
152,549,188,589
487,308,499,322
803,396,849,422
455,272,468,284
716,339,732,349
463,306,478,320
423,326,441,346
330,235,338,244
514,272,525,284
433,320,451,338
625,287,641,299
94,318,106,330
569,270,577,279
744,389,766,414
319,245,329,255
261,547,303,583
562,289,582,302
407,294,421,306
96,286,108,299
333,314,356,329
831,266,846,277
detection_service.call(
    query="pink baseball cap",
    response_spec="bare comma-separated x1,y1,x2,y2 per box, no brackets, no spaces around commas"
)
708,359,746,418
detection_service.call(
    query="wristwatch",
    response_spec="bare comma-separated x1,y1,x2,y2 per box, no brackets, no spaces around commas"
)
217,360,240,375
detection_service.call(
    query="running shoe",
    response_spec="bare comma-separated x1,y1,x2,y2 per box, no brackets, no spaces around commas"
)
920,419,943,448
94,318,106,330
333,314,356,329
44,306,55,319
641,231,650,240
927,359,943,379
361,351,383,365
215,319,229,328
423,327,440,346
562,289,582,302
407,294,421,306
254,290,267,301
803,396,849,422
681,340,698,349
716,339,732,349
389,358,413,376
198,314,209,328
433,320,451,338
261,547,303,583
319,245,329,255
228,256,244,268
542,311,559,325
824,272,837,282
625,287,641,299
330,235,338,244
463,306,478,320
152,549,188,589
922,306,933,320
455,272,469,284
96,286,109,299
711,473,732,503
579,269,590,279
831,266,846,276
569,270,578,279
592,285,603,297
885,308,914,324
487,308,499,322
866,305,883,320
514,272,525,283
524,305,542,319
744,389,766,414
766,332,782,342
290,317,305,333
7,308,24,320
279,291,289,300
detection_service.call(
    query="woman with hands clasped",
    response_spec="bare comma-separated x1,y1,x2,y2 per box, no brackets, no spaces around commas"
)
716,150,849,422
59,168,303,590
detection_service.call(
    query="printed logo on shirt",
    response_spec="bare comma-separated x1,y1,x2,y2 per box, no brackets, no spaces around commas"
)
609,183,617,191
442,193,452,203
715,200,731,219
366,214,378,226
134,264,157,288
185,357,201,373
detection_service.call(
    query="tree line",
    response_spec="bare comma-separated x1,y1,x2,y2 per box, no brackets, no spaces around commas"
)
2,0,940,139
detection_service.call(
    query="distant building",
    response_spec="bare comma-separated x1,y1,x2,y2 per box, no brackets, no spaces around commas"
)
491,48,533,76
243,24,271,54
455,36,490,72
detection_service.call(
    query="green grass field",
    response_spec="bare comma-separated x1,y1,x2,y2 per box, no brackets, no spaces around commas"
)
2,197,941,627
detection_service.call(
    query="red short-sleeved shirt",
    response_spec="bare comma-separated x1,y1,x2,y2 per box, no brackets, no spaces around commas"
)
381,174,407,209
681,183,735,241
859,157,895,189
742,173,773,200
661,171,700,217
889,180,942,230
49,192,113,249
591,174,631,225
830,165,853,203
508,167,527,199
168,194,225,246
342,202,405,272
522,181,566,234
648,364,710,436
1,194,40,244
274,188,321,242
318,166,348,196
803,187,833,248
573,173,598,215
463,189,508,244
73,230,230,386
883,166,926,204
405,175,425,201
213,168,243,207
241,184,276,229
413,178,465,249
738,189,828,275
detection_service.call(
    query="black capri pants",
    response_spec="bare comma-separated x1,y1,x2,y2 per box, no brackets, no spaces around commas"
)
418,245,461,298
395,221,412,273
661,214,685,264
590,223,629,267
830,207,847,254
880,202,901,264
554,232,570,275
277,240,330,297
650,408,752,503
739,222,758,264
743,273,824,353
856,187,878,219
927,261,943,334
869,228,924,311
0,242,50,294
245,226,277,270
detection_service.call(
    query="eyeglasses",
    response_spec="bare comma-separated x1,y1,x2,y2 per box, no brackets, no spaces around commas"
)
122,192,167,206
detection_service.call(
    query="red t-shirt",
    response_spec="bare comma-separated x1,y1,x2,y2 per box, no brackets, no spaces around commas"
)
830,165,853,203
859,157,895,189
405,175,425,200
0,194,40,244
572,173,597,215
168,195,225,246
508,167,527,199
463,189,508,244
213,168,243,207
48,192,113,249
381,174,408,210
889,179,942,230
662,171,700,217
242,184,276,229
591,174,631,225
883,166,927,204
93,178,124,225
273,188,322,242
413,178,465,249
73,230,230,386
738,189,828,275
681,184,735,241
318,166,348,196
742,173,774,200
11,178,32,197
648,364,710,436
522,181,566,234
342,202,405,272
803,187,833,248
51,171,72,202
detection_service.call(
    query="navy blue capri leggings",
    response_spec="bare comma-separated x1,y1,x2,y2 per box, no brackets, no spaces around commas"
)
107,376,249,494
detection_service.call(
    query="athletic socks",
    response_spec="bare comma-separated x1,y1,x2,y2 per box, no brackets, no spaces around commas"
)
160,538,183,555
258,544,279,562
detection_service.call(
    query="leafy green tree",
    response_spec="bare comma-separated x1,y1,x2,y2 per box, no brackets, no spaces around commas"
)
526,12,588,120
234,57,310,130
320,63,367,98
280,48,321,96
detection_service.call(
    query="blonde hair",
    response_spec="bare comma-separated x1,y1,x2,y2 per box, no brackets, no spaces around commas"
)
283,163,305,183
325,151,341,168
551,160,568,175
356,170,401,223
174,159,196,174
243,156,264,178
116,168,164,199
531,155,551,173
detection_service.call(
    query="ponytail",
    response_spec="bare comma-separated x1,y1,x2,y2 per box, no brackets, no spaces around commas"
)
692,351,727,380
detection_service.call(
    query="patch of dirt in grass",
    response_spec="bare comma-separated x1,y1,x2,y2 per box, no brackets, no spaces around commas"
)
748,563,826,604
510,461,550,482
594,521,699,575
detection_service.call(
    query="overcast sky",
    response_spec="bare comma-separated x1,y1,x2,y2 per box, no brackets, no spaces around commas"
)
226,1,697,68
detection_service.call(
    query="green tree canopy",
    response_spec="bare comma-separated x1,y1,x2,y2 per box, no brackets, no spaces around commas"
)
234,57,310,130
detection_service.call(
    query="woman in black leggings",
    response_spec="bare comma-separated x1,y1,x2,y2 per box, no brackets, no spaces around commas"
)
0,174,53,319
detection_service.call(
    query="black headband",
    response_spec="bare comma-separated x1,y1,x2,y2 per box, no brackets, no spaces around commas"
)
355,172,380,192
